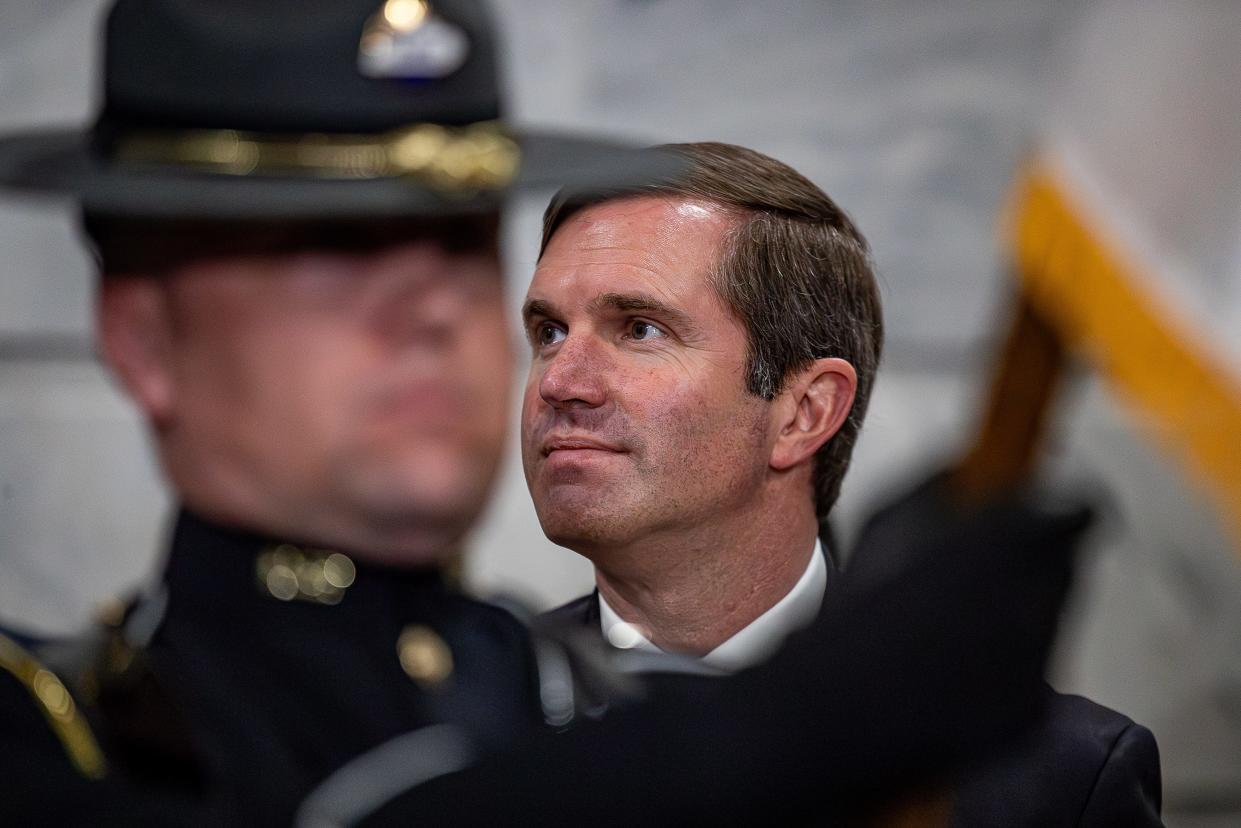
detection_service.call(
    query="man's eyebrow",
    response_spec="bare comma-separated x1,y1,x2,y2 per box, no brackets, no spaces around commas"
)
522,298,556,326
590,292,700,334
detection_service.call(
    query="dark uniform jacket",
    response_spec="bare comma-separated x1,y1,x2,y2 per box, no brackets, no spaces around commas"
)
3,508,545,826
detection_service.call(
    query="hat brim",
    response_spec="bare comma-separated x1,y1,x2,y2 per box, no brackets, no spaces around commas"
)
0,128,680,219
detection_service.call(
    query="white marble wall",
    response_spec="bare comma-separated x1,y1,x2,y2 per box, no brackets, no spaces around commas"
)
1,1,1237,823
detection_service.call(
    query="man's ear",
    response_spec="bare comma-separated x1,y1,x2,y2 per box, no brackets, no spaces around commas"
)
97,276,176,426
770,357,857,471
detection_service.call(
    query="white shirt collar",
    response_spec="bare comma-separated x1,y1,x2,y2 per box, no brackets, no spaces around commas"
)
597,539,828,673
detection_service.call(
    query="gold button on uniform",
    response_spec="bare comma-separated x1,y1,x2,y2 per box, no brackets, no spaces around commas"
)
397,625,453,688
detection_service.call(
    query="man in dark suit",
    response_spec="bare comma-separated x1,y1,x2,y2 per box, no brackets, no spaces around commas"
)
523,142,1163,826
523,142,873,672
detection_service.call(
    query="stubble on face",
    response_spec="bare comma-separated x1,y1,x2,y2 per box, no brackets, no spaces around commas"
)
530,390,770,553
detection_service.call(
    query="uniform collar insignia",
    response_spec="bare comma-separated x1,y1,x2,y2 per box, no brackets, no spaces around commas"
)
256,544,358,605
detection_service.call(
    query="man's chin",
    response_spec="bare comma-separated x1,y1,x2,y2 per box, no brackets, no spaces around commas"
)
331,495,478,568
332,460,497,555
354,476,489,528
535,500,633,554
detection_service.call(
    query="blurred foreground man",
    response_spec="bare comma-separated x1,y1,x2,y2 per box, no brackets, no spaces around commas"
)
0,0,679,823
524,142,1162,826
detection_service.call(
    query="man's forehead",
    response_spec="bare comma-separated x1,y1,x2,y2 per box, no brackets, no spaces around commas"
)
526,195,741,323
535,195,738,287
556,194,738,246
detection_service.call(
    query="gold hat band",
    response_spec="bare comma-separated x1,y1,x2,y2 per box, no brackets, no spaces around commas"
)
112,121,520,193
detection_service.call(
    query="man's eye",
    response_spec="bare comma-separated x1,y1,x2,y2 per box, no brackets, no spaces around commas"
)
629,320,666,341
536,323,566,347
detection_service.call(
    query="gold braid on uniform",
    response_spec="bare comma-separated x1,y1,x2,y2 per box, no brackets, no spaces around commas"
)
0,631,108,779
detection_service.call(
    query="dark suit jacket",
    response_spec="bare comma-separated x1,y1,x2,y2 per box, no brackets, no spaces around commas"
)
541,585,1163,828
951,686,1162,827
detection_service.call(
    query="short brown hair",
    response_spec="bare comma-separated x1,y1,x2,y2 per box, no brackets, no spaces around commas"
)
540,142,883,519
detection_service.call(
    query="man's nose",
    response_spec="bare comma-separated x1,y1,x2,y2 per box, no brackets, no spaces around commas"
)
404,279,465,344
375,263,469,347
538,333,609,410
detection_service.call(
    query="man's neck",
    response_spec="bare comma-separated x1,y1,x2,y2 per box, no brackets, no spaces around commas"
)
591,499,821,657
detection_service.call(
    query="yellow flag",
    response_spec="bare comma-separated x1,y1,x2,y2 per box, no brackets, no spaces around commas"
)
1007,1,1241,549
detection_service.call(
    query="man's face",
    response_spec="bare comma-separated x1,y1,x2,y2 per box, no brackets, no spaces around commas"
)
109,222,512,563
520,196,776,559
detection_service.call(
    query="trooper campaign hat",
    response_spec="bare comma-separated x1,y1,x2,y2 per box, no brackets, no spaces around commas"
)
0,0,677,218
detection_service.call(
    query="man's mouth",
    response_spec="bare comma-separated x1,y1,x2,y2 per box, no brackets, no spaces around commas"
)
541,435,626,456
372,380,476,432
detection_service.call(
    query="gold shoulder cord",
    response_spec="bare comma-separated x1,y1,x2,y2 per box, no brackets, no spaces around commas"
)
0,631,107,779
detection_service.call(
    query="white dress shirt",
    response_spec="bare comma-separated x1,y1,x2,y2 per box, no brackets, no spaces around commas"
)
598,539,828,673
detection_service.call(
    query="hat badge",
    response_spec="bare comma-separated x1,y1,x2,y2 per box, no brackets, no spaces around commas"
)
359,0,470,81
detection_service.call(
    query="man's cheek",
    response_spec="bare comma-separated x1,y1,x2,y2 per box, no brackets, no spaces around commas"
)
519,386,551,449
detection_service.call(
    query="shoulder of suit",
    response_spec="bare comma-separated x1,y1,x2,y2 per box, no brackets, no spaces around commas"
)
1008,686,1160,783
950,686,1162,825
0,628,108,780
1039,689,1150,751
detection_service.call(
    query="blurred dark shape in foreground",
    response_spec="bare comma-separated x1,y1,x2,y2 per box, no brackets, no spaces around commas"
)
299,472,1092,827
